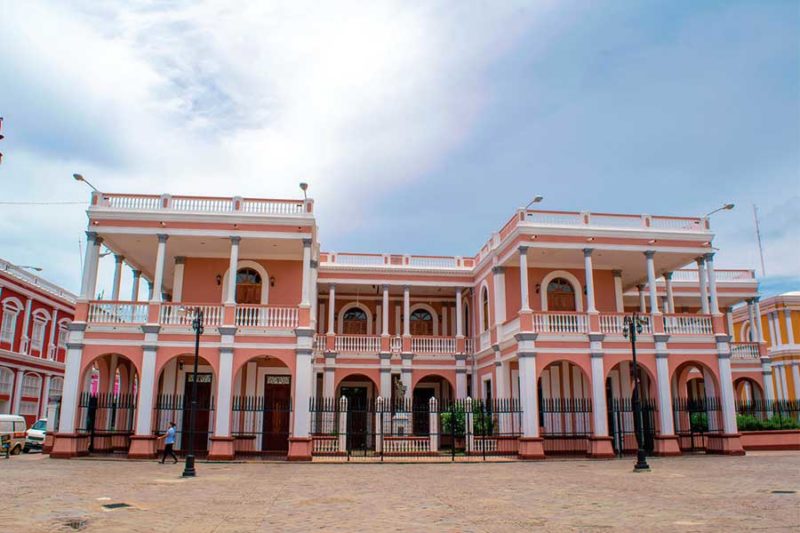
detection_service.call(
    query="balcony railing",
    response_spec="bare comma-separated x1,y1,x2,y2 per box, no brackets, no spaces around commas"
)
319,252,474,270
94,192,311,216
335,334,381,353
598,313,652,335
411,336,457,355
524,210,707,232
730,342,760,360
531,312,589,334
235,305,299,328
664,314,713,335
668,269,755,282
87,302,149,324
160,303,224,327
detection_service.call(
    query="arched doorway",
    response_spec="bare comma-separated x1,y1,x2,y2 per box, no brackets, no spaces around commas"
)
733,377,763,403
538,360,592,455
342,307,369,335
672,361,723,452
409,308,434,336
547,278,577,311
231,355,292,457
412,375,454,436
336,373,378,452
605,361,656,455
77,354,139,454
236,267,263,304
154,355,216,455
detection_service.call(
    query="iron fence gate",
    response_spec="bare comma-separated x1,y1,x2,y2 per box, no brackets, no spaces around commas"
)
309,397,522,461
231,395,292,457
673,397,722,452
153,394,216,455
607,397,657,456
736,400,800,430
539,398,592,455
76,392,136,453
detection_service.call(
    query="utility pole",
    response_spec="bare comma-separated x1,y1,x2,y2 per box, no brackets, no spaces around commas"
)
752,204,766,277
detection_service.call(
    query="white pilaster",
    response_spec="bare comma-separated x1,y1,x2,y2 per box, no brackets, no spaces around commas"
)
655,353,675,435
696,257,710,314
327,285,336,335
517,351,539,437
20,298,32,354
151,234,168,303
47,309,58,359
779,365,789,401
40,374,52,419
135,333,158,435
768,312,778,347
773,311,783,346
172,257,185,303
644,251,659,314
11,368,24,414
519,247,530,311
382,285,390,336
760,358,775,402
58,325,85,433
111,255,124,300
293,344,313,438
792,363,800,401
753,298,765,342
590,353,607,436
225,237,240,305
456,289,464,337
215,348,234,436
310,259,319,330
717,353,738,434
785,308,795,345
300,238,312,307
583,249,597,313
403,285,410,337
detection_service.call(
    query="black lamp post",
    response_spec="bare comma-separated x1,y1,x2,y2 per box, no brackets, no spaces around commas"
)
623,312,650,471
182,307,204,478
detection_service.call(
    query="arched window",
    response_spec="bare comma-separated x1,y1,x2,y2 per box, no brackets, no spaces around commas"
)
49,377,64,402
0,299,22,345
481,287,490,332
410,309,433,336
0,367,13,396
235,268,262,304
547,278,576,312
342,308,368,335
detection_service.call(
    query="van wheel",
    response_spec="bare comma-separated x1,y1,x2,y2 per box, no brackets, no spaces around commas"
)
22,446,30,454
10,445,22,455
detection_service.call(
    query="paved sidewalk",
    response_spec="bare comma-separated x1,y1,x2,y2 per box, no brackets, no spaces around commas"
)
1,452,798,532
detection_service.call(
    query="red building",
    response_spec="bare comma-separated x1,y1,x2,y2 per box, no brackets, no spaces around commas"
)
0,258,75,426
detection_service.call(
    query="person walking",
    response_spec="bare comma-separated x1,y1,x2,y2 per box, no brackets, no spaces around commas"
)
160,422,178,464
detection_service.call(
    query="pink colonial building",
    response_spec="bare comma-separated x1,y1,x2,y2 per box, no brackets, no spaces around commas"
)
51,191,762,460
0,258,74,427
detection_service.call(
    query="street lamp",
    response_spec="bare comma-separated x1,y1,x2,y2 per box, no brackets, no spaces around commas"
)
181,306,204,477
704,203,734,217
299,182,308,200
73,173,100,192
18,265,43,272
622,313,650,471
525,195,544,209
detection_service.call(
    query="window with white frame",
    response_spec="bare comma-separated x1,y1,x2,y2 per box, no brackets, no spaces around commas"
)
22,374,41,397
20,400,38,415
0,304,21,344
31,318,47,352
58,323,69,349
0,367,13,395
49,377,64,401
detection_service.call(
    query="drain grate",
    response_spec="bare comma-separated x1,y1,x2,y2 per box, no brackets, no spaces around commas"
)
64,518,87,530
102,503,132,510
771,490,796,495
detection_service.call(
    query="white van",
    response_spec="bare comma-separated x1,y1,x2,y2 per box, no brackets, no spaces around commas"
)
0,415,27,456
24,418,47,452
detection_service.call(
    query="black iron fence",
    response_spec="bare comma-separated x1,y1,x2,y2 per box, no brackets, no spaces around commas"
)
153,394,215,455
539,398,592,455
736,400,800,430
76,392,137,453
309,397,522,461
607,397,657,456
231,395,292,457
672,397,722,452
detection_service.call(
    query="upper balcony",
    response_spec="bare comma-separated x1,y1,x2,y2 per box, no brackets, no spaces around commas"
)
320,252,474,273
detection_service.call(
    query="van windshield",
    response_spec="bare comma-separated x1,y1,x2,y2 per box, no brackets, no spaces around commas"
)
32,420,47,431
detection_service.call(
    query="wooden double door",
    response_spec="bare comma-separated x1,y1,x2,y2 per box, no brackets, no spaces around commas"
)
262,375,291,453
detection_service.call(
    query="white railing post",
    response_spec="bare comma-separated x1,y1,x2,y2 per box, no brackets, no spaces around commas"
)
429,397,438,453
338,396,348,453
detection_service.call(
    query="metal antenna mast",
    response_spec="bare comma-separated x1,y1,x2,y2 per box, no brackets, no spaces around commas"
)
752,204,766,277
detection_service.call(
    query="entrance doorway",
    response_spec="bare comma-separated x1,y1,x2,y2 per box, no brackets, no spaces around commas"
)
412,387,435,435
340,386,369,451
182,373,212,453
262,375,291,453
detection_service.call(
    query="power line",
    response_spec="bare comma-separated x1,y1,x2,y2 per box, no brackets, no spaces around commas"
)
0,201,86,205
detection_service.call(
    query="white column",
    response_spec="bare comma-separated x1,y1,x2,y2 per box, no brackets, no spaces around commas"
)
20,298,32,354
517,353,539,437
80,232,103,300
768,312,778,347
172,257,185,303
456,289,464,337
39,375,52,419
519,246,531,311
225,237,240,305
111,255,124,300
773,312,783,346
134,346,157,435
492,267,506,326
300,238,312,307
215,348,234,436
785,309,795,345
151,234,168,303
310,259,319,330
590,354,607,436
792,363,800,401
638,285,647,313
704,253,720,315
726,309,735,337
323,367,335,397
583,249,597,313
748,300,757,342
753,298,766,342
696,257,710,314
381,285,390,336
612,270,624,313
380,367,391,398
403,285,410,337
293,347,313,437
761,358,775,402
664,272,675,314
717,354,738,434
779,365,789,401
131,270,141,302
58,326,84,433
655,354,675,435
644,251,660,314
326,285,336,335
456,366,467,398
11,369,24,414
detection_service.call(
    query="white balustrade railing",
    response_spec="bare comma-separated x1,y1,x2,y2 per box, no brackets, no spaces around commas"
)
588,214,644,228
312,436,339,454
649,216,704,231
599,313,652,335
170,196,234,212
407,256,458,269
383,437,431,455
730,342,760,360
411,336,456,354
331,253,386,266
525,210,706,233
240,199,305,215
105,194,162,210
669,269,754,282
526,211,583,226
96,193,311,216
664,314,713,335
531,312,589,334
160,304,224,326
464,338,475,354
87,302,149,324
390,336,402,353
334,335,381,353
479,330,491,352
235,305,298,328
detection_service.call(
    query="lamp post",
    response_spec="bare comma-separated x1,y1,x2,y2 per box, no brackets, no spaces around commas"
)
182,306,204,478
623,312,650,471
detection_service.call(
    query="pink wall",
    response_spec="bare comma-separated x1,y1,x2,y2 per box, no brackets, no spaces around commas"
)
181,258,303,306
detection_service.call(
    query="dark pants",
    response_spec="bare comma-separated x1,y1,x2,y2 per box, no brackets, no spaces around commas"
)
161,443,178,463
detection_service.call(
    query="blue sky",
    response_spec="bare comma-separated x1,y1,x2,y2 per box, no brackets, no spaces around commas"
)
0,0,797,297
